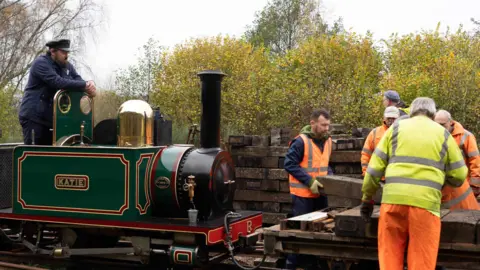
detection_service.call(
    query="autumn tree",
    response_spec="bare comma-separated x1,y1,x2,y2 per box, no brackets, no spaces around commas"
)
0,0,105,142
244,0,343,55
381,25,480,134
151,36,274,135
114,37,163,102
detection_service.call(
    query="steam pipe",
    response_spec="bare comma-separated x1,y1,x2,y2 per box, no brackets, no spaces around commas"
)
197,70,226,149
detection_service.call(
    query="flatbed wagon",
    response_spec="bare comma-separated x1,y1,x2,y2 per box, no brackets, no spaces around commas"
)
262,206,480,270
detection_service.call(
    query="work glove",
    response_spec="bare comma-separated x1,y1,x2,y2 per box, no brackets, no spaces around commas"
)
360,200,374,222
308,176,324,195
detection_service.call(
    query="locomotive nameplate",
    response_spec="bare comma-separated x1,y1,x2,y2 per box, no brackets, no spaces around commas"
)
55,174,89,191
155,176,170,189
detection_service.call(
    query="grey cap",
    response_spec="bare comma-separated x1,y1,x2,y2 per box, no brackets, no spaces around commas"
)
384,90,400,102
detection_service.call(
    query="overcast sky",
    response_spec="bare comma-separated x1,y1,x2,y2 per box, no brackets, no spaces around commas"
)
80,0,480,88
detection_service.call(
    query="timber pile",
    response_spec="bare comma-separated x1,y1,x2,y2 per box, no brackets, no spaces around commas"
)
334,206,480,245
229,124,371,225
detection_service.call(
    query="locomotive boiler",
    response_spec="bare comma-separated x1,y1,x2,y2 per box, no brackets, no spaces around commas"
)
0,70,263,269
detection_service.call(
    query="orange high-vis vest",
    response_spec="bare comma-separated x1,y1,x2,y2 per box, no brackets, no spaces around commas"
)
361,124,388,176
288,134,332,198
441,121,480,210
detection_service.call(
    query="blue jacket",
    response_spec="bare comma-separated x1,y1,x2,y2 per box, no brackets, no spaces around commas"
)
19,53,86,127
284,135,333,186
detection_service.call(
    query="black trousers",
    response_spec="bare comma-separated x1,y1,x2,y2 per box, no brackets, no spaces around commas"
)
286,195,329,269
19,117,52,145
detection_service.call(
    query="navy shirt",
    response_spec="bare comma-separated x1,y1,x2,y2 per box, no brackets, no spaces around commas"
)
284,136,333,186
19,53,86,127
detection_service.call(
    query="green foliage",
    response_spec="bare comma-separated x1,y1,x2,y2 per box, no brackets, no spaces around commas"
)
151,33,382,136
271,33,383,131
244,0,343,55
381,25,480,133
151,36,274,135
114,37,163,102
0,87,22,143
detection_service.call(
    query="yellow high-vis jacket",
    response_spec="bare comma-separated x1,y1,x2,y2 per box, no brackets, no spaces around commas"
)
361,115,468,217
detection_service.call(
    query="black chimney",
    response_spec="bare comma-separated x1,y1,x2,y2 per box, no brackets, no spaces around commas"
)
197,70,226,149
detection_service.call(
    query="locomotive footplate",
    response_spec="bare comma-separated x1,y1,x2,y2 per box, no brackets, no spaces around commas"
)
0,208,262,246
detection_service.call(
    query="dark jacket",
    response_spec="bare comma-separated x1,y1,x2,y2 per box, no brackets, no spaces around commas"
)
19,53,86,127
284,125,333,186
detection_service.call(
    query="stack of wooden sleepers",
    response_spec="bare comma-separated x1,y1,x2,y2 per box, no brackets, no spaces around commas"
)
228,125,371,225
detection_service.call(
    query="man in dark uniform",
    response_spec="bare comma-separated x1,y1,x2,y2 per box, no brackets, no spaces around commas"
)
18,39,96,145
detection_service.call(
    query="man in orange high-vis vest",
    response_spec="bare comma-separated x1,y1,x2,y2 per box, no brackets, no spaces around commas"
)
361,106,400,176
435,110,480,209
284,108,332,270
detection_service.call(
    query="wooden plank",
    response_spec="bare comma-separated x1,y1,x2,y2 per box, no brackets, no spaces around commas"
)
229,146,289,157
332,164,362,174
278,157,285,169
261,179,279,191
270,128,292,146
233,201,247,211
334,205,380,238
228,135,253,147
279,181,289,193
330,150,361,163
317,175,383,202
235,178,261,190
235,168,266,179
330,124,347,134
280,203,292,214
262,202,281,213
234,156,280,168
440,210,480,244
234,190,292,203
263,212,288,225
266,169,289,180
251,135,271,147
327,195,362,208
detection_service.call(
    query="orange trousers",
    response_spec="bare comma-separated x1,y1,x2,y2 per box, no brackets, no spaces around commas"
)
441,181,480,210
378,204,441,270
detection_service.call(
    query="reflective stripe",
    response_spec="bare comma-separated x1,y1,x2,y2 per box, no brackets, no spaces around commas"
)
304,136,329,173
304,167,329,172
374,148,388,161
439,129,449,161
372,128,377,146
367,166,384,178
391,122,399,156
306,138,314,170
441,186,473,209
362,148,373,155
389,156,445,171
470,177,480,186
290,182,309,189
467,150,479,158
459,130,471,149
361,163,369,168
385,177,443,191
445,159,466,171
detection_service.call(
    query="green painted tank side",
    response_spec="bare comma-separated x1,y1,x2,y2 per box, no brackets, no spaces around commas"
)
12,145,162,221
150,145,192,216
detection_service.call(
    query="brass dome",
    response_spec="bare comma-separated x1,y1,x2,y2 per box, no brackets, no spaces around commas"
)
117,100,154,147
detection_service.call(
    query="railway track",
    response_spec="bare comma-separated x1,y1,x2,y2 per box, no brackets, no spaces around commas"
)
0,248,283,270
